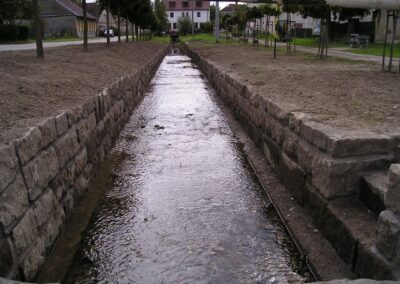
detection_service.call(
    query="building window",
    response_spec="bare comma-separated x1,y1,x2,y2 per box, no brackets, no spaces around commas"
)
196,1,201,7
197,12,201,17
173,23,177,29
182,1,188,8
170,12,174,18
169,1,176,8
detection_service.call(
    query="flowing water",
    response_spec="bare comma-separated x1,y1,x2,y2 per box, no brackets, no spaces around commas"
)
64,49,311,284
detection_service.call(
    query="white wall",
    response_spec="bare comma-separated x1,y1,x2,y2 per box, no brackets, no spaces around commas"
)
167,10,209,31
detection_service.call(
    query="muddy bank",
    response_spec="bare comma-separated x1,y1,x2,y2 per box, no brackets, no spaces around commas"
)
0,42,166,144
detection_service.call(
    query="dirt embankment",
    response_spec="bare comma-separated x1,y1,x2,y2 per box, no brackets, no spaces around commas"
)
0,41,166,144
188,42,400,132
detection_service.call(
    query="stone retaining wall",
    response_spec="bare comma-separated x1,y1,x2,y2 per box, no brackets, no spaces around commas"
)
184,44,400,280
0,46,169,281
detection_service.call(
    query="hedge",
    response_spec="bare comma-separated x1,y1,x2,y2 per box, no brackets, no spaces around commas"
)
0,24,31,42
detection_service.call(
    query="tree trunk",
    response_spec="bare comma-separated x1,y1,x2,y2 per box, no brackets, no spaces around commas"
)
118,9,121,44
82,0,88,52
135,25,139,42
32,0,44,58
106,0,110,47
126,18,129,42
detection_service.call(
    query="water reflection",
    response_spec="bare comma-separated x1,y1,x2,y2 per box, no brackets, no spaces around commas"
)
65,52,311,284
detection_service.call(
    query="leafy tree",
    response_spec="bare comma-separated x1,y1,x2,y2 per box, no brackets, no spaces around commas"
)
178,16,192,35
232,5,249,31
0,0,31,25
154,0,169,34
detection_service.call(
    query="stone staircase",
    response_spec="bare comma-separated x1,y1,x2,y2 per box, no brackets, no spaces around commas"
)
360,171,389,215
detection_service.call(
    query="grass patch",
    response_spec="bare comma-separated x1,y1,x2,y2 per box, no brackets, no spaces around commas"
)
349,43,400,58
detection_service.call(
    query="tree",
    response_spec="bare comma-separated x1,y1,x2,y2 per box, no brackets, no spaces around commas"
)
178,16,192,35
32,0,44,58
0,0,31,25
232,5,249,31
82,0,88,51
154,0,169,35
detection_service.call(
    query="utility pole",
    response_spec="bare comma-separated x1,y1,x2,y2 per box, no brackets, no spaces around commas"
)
215,0,220,43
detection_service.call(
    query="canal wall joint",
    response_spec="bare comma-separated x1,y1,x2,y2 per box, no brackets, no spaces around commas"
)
0,46,169,281
183,44,400,280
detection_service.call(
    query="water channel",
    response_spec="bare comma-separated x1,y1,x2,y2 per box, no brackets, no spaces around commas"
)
63,49,311,283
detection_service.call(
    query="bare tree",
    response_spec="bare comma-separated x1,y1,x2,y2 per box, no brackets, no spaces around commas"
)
32,0,44,58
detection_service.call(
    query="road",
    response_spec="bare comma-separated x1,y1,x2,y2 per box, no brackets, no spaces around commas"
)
0,37,122,52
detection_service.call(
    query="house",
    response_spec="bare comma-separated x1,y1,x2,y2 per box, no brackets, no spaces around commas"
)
163,0,210,31
39,0,97,38
220,4,245,16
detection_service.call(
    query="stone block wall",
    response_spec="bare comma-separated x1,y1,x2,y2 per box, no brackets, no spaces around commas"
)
183,44,399,279
0,46,168,281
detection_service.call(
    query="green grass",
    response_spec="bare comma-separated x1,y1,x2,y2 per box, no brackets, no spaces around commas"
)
44,36,90,42
152,33,242,45
349,43,400,58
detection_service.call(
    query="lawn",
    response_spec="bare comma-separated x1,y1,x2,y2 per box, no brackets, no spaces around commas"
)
152,33,240,45
349,43,400,58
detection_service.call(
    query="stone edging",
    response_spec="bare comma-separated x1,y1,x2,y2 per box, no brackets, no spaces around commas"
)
183,43,399,280
0,45,169,281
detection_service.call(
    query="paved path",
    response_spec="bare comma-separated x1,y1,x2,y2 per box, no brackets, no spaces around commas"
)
0,37,121,52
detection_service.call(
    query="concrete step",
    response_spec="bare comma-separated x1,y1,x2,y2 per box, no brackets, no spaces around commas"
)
359,171,388,215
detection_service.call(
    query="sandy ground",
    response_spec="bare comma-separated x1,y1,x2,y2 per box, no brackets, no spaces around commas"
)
187,42,400,131
0,41,166,144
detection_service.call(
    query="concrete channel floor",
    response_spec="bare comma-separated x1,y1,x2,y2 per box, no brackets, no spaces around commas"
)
39,50,313,283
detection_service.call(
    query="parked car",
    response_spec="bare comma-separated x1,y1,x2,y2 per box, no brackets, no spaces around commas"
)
102,29,114,37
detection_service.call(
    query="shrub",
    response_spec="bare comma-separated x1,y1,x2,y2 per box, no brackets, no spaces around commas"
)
18,25,30,40
0,24,19,41
0,24,30,41
200,22,213,33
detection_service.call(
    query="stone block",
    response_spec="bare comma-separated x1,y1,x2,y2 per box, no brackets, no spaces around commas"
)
75,148,87,174
76,113,96,146
386,164,400,215
288,112,311,134
0,175,29,234
277,153,306,204
32,189,57,228
53,128,80,168
265,99,289,125
376,210,400,260
300,121,332,152
67,105,83,126
62,191,74,216
22,147,59,201
15,127,42,165
0,143,18,192
303,182,328,229
20,237,45,281
38,117,57,148
327,131,391,158
269,116,286,145
55,112,69,137
261,134,280,169
49,169,69,201
355,245,394,280
41,206,65,252
311,155,392,200
0,235,15,278
11,209,38,256
73,173,87,202
66,160,77,186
